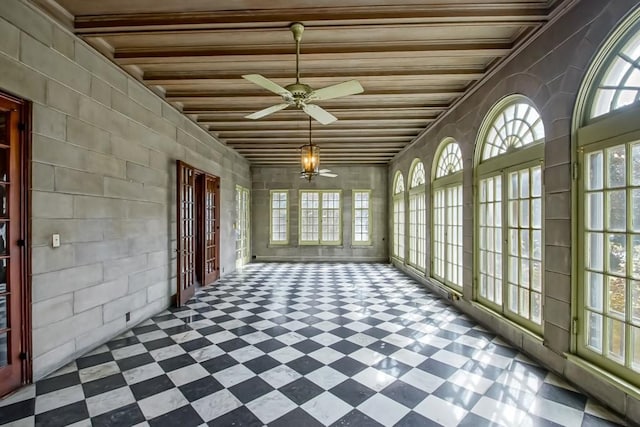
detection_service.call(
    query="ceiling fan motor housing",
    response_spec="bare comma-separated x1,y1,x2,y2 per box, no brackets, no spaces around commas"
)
284,83,313,106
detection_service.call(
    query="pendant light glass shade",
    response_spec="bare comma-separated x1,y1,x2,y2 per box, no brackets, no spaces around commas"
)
301,117,320,181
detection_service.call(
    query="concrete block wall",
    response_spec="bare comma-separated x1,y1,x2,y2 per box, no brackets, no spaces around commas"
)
252,166,387,261
388,0,640,420
0,0,250,379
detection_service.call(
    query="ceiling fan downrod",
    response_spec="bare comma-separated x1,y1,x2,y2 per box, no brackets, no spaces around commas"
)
290,22,304,84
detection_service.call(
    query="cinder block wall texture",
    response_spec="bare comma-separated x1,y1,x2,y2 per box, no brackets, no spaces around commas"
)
0,1,251,379
389,0,640,420
252,166,388,261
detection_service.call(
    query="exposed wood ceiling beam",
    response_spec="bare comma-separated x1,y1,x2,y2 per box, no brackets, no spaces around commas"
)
114,40,511,60
200,118,432,126
223,136,413,143
215,129,420,138
114,42,512,62
73,4,550,33
228,143,407,149
250,159,389,166
168,88,465,101
183,106,446,114
144,68,486,84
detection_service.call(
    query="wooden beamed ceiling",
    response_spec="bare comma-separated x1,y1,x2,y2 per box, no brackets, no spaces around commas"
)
32,0,569,165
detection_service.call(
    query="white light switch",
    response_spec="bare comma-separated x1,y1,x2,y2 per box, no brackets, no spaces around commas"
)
52,234,60,248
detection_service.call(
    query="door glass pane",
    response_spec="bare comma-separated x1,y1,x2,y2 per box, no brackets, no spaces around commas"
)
0,148,7,183
0,295,6,329
0,185,6,218
0,332,7,367
0,222,6,256
0,259,5,293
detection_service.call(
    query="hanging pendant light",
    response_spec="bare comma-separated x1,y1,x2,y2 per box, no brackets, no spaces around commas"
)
300,117,320,181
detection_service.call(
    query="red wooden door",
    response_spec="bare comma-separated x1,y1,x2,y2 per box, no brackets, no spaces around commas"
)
0,94,28,397
203,175,219,285
177,161,196,306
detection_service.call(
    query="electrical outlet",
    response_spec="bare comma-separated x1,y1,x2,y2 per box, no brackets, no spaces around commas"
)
52,234,61,248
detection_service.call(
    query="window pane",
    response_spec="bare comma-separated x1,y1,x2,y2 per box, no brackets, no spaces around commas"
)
587,312,603,353
607,145,626,188
607,190,626,231
608,318,626,363
587,151,604,191
587,193,604,230
587,272,604,311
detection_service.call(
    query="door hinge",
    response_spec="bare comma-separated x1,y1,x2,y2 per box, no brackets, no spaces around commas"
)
19,352,28,360
572,162,580,181
572,318,578,335
18,123,26,131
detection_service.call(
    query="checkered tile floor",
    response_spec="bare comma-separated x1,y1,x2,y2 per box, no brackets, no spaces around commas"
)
0,263,628,426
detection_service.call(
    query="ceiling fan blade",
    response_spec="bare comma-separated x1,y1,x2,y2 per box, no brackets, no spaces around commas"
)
303,104,337,125
309,80,364,101
318,169,332,173
242,74,291,96
245,103,290,120
319,172,338,177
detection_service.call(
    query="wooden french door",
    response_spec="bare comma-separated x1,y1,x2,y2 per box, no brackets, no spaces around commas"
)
176,161,219,306
177,161,196,306
203,175,220,285
0,92,30,398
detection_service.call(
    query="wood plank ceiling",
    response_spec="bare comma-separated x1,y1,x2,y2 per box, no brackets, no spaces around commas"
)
32,0,568,165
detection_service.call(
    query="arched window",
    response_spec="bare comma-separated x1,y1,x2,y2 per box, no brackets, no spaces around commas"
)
432,139,463,289
475,95,544,333
392,172,405,260
408,160,427,271
575,8,640,386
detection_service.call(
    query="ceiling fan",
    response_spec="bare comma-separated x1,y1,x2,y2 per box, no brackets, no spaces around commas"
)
300,117,337,181
243,22,364,125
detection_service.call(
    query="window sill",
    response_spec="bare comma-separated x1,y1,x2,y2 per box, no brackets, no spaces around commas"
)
565,354,640,401
468,301,544,342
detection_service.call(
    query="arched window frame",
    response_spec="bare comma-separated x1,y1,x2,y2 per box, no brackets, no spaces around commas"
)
392,171,405,260
573,6,640,387
474,94,545,334
408,159,427,272
432,138,464,289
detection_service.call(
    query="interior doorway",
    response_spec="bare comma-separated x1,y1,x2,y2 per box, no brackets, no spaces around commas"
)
176,161,220,306
0,91,31,398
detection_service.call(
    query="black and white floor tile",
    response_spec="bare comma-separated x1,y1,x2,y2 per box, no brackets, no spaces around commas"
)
0,263,628,426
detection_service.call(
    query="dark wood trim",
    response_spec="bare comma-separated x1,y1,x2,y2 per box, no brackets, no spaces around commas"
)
0,90,32,396
21,101,32,387
175,160,220,307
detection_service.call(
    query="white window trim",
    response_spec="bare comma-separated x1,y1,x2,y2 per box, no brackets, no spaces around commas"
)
269,190,288,245
352,189,372,246
298,189,342,245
